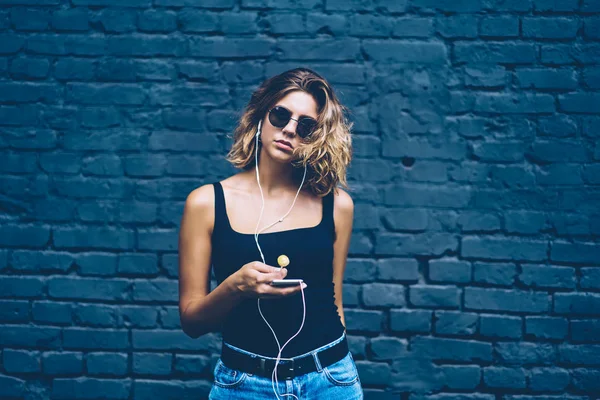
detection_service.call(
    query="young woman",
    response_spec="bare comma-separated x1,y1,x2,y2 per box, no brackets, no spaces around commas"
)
178,68,363,399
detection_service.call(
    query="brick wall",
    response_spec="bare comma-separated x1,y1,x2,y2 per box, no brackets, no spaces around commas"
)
1,0,599,399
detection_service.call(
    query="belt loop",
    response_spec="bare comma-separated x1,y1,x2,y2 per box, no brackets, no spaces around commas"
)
312,351,323,372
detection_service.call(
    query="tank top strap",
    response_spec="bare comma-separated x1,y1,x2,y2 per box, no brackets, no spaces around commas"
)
322,189,336,239
212,181,228,235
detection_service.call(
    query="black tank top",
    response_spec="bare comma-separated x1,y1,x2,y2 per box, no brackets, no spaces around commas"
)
211,182,345,358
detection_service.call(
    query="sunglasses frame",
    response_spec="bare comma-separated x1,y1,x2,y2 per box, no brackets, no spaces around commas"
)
267,105,318,139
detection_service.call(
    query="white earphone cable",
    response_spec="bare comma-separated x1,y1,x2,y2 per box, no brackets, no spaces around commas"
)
253,120,307,400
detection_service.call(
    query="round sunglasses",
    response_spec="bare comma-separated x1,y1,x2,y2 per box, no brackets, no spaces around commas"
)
268,105,318,139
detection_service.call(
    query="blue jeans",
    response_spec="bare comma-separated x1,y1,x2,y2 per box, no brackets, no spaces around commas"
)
208,333,364,399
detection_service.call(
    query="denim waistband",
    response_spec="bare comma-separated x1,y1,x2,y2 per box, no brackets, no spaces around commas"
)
223,331,347,360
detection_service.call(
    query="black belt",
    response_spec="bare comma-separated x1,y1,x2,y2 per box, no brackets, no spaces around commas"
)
221,337,349,380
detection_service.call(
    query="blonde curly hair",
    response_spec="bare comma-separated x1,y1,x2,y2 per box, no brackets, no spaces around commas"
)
226,67,353,197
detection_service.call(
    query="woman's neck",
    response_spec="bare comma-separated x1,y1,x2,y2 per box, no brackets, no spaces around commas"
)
254,153,298,197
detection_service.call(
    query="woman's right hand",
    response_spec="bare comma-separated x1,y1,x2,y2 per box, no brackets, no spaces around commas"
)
227,261,307,299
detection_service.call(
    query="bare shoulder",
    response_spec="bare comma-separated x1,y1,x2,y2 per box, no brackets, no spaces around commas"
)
182,183,216,233
185,183,215,212
333,187,354,215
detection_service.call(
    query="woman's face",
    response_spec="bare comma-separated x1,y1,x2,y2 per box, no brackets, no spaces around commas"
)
259,90,318,165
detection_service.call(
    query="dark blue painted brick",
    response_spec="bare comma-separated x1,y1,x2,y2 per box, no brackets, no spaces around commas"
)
132,279,177,303
377,258,419,282
63,328,129,350
3,349,41,373
76,253,118,276
174,354,210,375
0,374,25,398
11,8,50,31
355,361,391,386
434,311,479,336
86,353,128,376
0,325,61,349
439,365,481,390
0,300,29,322
482,0,532,11
9,57,49,79
381,208,427,231
436,15,477,38
344,309,383,333
392,17,433,38
74,304,117,327
133,353,172,376
534,0,578,11
48,277,129,301
0,225,50,247
390,309,432,333
537,164,583,186
551,241,600,264
523,17,579,39
345,259,377,283
559,344,600,365
581,267,600,290
411,336,492,362
529,367,570,391
43,352,83,375
459,211,502,234
554,293,600,315
51,8,88,31
465,287,549,313
121,306,159,328
479,314,522,339
10,250,73,272
517,68,577,90
429,259,471,283
54,58,95,81
409,285,460,309
138,10,176,33
473,262,517,286
94,9,136,33
519,265,576,289
369,337,407,360
32,301,72,324
362,283,405,307
570,369,600,392
483,367,526,389
343,284,360,306
495,342,555,365
52,377,131,400
480,17,519,38
0,276,45,298
570,319,600,342
347,335,367,358
526,316,568,340
118,253,159,276
462,237,547,262
132,330,221,352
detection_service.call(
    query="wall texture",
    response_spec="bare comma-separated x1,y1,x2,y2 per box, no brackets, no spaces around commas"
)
1,0,600,399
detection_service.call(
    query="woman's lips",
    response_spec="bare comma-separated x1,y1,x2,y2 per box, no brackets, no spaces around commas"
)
275,140,293,151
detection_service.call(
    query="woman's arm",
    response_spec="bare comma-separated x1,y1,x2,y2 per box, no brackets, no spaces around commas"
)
178,184,242,338
178,184,301,338
331,188,354,329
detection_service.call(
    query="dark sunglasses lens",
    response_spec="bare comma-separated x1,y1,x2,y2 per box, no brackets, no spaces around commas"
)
269,107,290,128
297,119,317,138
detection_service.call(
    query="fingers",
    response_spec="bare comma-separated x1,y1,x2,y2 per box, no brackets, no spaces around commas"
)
262,268,288,282
251,262,282,274
259,282,307,299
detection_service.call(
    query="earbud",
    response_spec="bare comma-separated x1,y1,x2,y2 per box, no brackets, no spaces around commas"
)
256,120,262,137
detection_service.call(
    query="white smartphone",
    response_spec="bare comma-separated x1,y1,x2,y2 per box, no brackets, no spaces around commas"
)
270,279,304,287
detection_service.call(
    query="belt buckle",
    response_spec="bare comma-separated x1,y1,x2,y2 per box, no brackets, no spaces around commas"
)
277,357,295,380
